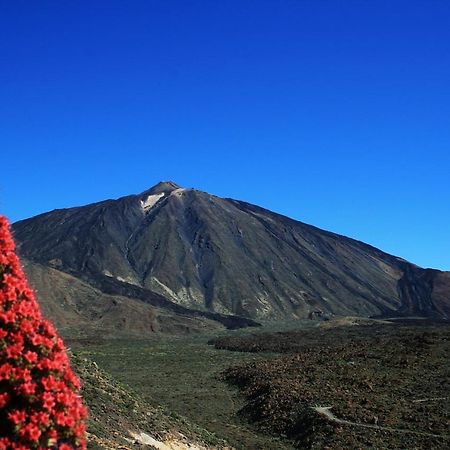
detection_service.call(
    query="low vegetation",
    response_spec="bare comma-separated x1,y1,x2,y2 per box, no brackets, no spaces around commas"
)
66,319,450,449
71,334,295,450
71,354,220,449
215,321,450,449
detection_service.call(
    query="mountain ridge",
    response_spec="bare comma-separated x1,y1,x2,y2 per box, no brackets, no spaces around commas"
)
12,181,450,333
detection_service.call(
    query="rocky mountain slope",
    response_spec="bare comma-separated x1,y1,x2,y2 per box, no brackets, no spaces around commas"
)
13,181,450,329
21,258,258,337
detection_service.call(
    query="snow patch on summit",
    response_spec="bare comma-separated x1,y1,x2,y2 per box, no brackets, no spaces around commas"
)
141,192,165,210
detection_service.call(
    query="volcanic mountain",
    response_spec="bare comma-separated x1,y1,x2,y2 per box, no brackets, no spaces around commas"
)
12,181,450,334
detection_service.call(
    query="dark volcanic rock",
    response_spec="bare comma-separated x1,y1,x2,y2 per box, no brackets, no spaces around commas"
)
13,181,450,323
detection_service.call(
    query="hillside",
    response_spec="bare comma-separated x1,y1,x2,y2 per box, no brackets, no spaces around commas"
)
71,353,228,449
21,259,257,337
13,181,450,331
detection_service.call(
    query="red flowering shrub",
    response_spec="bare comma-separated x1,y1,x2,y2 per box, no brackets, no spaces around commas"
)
0,216,87,449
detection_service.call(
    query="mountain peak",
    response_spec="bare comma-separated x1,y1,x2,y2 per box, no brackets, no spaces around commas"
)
142,181,181,195
12,182,450,323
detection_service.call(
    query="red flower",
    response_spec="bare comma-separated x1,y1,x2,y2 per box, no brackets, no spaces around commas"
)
41,391,56,411
59,444,74,450
8,409,26,425
6,342,24,360
41,375,59,391
17,381,36,396
0,363,12,381
23,350,38,364
0,215,87,448
12,367,32,383
20,319,34,334
0,309,16,324
0,392,9,408
0,438,11,450
30,411,50,427
19,423,42,442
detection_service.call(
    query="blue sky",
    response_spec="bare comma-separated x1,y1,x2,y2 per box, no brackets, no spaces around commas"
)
1,0,449,270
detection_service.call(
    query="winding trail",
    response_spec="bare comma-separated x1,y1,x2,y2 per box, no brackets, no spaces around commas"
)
311,406,450,440
412,396,448,403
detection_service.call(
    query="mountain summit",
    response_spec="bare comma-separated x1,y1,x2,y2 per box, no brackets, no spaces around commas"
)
12,183,450,332
141,181,182,196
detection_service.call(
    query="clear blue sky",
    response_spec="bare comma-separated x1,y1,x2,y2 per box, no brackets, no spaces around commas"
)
1,1,449,270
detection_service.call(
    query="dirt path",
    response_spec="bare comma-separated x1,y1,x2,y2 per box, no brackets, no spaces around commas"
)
412,396,449,403
311,406,450,439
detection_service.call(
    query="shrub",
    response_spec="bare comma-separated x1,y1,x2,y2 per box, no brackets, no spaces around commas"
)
0,215,87,449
